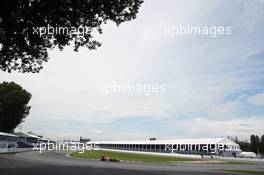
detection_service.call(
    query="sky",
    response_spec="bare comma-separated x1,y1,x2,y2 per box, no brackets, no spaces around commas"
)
1,0,264,141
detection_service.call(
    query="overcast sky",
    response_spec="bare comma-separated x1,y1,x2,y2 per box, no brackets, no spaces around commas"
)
1,0,264,141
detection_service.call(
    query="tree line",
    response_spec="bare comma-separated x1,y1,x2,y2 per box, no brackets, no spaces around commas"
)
229,135,264,155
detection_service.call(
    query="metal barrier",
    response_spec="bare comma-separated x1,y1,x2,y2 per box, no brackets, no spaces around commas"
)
0,147,33,153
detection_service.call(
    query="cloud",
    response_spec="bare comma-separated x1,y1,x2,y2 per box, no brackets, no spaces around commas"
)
171,116,264,140
238,0,264,32
89,129,103,134
248,93,264,106
1,0,264,140
205,101,241,120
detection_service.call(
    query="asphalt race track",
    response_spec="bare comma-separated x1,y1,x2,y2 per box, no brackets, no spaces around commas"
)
0,151,264,175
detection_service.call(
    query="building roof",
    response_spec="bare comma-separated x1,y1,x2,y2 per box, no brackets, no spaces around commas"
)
93,137,239,146
15,132,41,139
0,131,18,137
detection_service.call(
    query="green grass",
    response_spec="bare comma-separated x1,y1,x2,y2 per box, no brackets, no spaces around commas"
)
221,169,264,175
70,150,200,163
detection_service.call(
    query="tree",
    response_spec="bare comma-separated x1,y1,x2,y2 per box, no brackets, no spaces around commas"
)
250,135,261,154
237,140,250,152
250,135,256,153
261,135,264,155
0,0,143,73
0,81,31,132
256,135,261,155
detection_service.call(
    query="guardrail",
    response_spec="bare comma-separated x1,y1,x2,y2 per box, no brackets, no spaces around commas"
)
0,148,33,153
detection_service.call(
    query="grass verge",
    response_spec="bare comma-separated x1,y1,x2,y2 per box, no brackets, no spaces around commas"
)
70,150,200,163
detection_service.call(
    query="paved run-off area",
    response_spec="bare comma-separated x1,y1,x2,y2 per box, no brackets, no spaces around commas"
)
0,151,264,175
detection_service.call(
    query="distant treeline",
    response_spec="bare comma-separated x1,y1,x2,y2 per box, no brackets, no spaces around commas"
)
229,135,264,155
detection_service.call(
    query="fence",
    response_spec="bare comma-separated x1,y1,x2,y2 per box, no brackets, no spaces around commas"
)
0,147,33,153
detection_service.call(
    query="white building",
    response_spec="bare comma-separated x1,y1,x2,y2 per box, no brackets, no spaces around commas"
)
15,132,42,143
0,132,18,152
93,137,241,157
